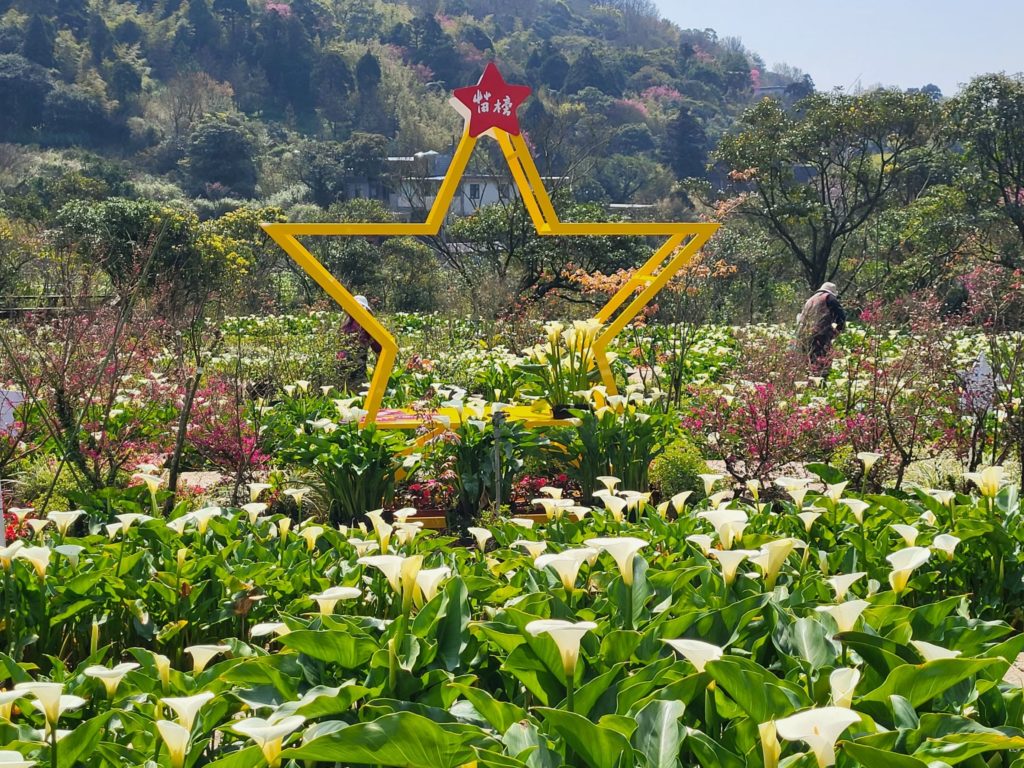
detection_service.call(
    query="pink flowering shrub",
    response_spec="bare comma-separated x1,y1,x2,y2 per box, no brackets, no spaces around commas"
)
8,307,177,489
641,86,684,105
188,373,269,501
684,381,842,484
611,98,649,122
834,296,961,486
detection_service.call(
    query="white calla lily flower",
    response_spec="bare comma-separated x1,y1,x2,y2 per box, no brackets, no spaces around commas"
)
911,640,961,661
534,548,596,591
54,544,84,568
358,554,423,606
298,525,324,551
664,638,724,672
467,527,492,551
0,540,24,570
45,510,83,536
231,715,306,767
774,706,861,767
886,546,931,594
857,452,883,472
685,534,714,556
815,600,870,633
0,750,35,767
797,511,821,533
601,494,628,522
525,619,597,678
931,533,960,560
15,546,50,580
184,644,229,674
840,498,869,524
249,483,272,502
751,538,802,589
584,537,647,586
512,539,548,559
670,490,692,513
698,473,724,497
825,482,848,502
965,465,1005,498
415,567,451,604
309,586,361,614
83,662,139,697
826,572,865,601
162,691,215,730
13,682,64,728
890,524,919,547
156,720,190,768
251,622,291,639
241,502,268,524
712,548,757,586
114,513,152,530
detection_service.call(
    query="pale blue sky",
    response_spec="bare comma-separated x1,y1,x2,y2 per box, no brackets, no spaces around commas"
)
655,1,1024,96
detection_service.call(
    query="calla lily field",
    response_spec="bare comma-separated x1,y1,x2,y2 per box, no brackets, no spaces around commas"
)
4,311,1024,767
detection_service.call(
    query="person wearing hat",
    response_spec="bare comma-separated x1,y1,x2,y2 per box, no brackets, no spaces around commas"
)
796,282,846,374
337,295,382,392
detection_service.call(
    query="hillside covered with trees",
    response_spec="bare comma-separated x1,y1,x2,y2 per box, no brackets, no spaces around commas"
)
0,0,1021,329
0,0,810,312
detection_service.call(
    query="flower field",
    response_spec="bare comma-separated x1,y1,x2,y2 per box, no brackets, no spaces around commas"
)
4,309,1024,766
2,470,1024,767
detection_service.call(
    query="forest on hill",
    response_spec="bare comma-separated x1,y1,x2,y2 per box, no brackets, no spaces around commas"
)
0,0,1021,329
0,0,789,204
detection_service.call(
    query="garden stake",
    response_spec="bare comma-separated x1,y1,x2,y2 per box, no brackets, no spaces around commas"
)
492,409,506,515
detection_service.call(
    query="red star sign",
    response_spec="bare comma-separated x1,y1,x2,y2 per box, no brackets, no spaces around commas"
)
451,62,532,138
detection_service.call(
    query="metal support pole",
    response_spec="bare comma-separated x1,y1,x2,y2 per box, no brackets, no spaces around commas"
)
492,410,507,513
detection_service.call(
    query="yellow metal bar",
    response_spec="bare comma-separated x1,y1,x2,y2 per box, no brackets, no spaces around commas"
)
594,238,678,324
495,131,552,231
264,230,398,424
593,230,713,394
262,223,435,237
546,222,719,237
507,132,561,226
425,130,477,230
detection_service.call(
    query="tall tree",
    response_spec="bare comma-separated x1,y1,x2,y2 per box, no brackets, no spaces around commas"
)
714,91,941,289
0,54,53,141
183,114,258,198
355,50,381,94
22,14,55,68
564,47,619,96
662,105,708,179
952,73,1024,264
315,48,354,128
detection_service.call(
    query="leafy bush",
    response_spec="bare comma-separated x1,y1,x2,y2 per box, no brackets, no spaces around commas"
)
278,415,410,526
15,455,81,513
649,433,709,500
561,403,674,500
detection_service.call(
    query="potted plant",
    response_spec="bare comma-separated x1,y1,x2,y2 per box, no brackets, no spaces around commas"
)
523,319,607,418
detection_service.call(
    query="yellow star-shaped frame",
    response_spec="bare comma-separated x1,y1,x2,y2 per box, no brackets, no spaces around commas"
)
262,127,718,426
